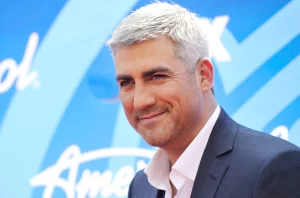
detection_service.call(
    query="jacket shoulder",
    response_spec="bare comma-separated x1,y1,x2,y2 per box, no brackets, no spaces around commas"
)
236,124,299,154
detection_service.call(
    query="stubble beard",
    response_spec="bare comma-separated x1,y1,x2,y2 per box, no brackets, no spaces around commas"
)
137,116,182,148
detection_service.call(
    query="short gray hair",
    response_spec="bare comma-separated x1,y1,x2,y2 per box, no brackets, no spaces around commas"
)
106,1,212,73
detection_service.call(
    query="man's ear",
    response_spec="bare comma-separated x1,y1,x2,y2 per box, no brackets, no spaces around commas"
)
195,58,214,93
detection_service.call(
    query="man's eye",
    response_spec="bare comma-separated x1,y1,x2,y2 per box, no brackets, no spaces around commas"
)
120,81,132,87
151,74,167,80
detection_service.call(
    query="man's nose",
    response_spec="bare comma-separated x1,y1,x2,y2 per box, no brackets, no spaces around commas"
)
133,85,156,110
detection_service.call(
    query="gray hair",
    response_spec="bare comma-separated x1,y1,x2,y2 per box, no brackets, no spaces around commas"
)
106,1,212,73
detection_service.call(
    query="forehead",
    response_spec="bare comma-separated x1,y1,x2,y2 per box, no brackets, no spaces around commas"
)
113,37,178,74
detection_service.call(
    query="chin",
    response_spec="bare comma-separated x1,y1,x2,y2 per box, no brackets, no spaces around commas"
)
142,135,171,147
137,126,175,147
140,132,165,146
145,139,167,147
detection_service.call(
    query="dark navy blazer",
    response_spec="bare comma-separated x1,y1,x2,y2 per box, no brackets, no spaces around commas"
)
128,108,300,198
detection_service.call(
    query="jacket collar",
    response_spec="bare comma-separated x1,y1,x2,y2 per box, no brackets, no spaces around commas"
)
190,108,239,198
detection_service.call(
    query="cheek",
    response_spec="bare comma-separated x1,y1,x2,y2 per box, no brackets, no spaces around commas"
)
120,96,137,127
170,83,201,114
158,86,183,111
120,93,134,114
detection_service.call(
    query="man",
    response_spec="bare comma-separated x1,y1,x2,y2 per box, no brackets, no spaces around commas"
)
106,2,300,198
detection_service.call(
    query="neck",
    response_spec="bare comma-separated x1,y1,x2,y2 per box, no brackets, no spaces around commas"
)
162,93,217,166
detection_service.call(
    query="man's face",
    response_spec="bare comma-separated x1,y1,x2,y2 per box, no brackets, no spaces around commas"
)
114,36,205,147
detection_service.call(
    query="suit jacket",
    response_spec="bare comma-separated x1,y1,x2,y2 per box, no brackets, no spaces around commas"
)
128,108,300,198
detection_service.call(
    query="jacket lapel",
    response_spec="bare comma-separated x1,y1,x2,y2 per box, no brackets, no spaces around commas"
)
191,108,239,198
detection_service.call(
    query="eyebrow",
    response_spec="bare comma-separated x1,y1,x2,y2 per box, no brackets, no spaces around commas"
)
116,74,132,82
142,66,173,78
116,66,172,82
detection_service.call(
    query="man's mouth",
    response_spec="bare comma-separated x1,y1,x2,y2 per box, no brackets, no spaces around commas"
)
138,111,166,124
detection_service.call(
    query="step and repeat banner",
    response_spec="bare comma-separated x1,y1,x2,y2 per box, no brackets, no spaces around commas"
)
0,0,299,197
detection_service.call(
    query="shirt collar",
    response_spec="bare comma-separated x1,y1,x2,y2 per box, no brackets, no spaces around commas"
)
173,105,221,180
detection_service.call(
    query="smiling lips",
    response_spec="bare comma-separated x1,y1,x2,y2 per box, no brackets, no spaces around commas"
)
138,111,166,124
